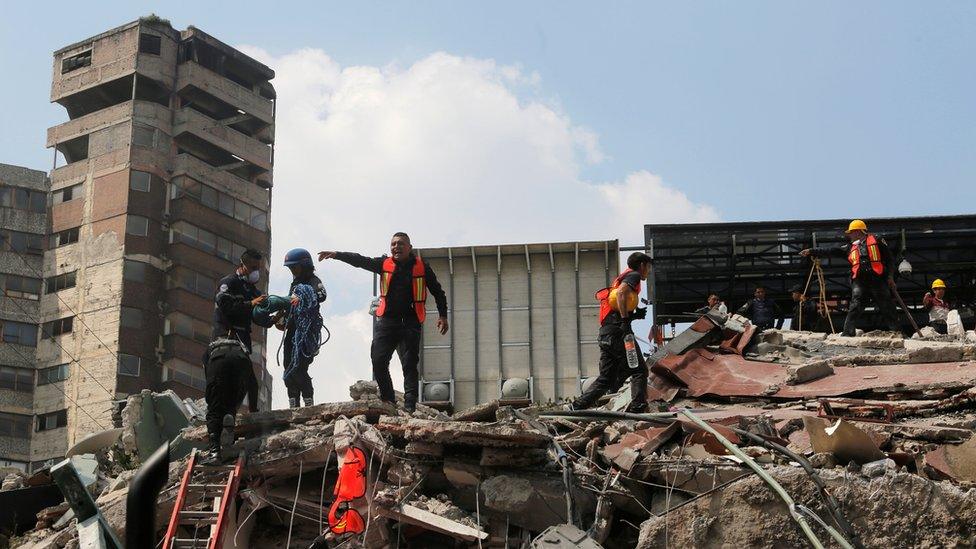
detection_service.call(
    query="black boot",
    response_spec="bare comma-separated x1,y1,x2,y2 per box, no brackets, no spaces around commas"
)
625,401,649,414
202,433,221,464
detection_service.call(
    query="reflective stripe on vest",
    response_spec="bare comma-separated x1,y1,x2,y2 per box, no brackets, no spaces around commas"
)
376,256,428,323
848,234,885,278
596,269,642,325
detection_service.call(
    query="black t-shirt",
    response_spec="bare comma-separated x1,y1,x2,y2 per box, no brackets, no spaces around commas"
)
603,271,642,324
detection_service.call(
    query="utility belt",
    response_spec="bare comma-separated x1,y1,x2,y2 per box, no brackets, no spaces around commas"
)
207,337,249,362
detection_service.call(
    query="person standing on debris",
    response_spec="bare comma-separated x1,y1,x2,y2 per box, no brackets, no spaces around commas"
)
789,284,820,331
736,286,784,331
571,252,652,413
923,279,951,334
695,293,728,316
275,248,328,408
801,219,900,336
318,233,448,413
210,248,267,413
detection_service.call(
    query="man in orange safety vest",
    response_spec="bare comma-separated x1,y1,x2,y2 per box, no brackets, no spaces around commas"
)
801,219,899,337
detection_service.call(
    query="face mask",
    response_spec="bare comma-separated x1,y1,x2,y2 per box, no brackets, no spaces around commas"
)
246,270,260,284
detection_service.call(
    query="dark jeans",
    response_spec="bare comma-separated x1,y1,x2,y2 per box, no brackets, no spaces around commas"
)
283,328,314,400
371,316,422,407
843,278,900,336
573,322,648,409
205,343,248,440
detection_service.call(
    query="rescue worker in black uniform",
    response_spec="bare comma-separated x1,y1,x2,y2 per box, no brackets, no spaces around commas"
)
789,284,820,331
276,248,328,408
319,232,448,413
206,249,266,458
571,252,652,413
737,286,785,331
801,219,900,336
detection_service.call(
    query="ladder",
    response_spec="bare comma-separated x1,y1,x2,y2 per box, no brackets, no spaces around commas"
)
162,449,244,549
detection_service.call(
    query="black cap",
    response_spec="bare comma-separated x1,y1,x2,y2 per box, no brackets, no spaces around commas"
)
790,284,804,293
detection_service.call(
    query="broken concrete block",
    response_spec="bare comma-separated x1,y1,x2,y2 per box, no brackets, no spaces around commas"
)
480,447,547,467
760,329,785,345
808,452,837,469
803,417,885,464
825,334,905,349
785,360,834,385
948,310,965,338
861,458,896,478
913,326,940,339
377,416,550,448
904,339,965,363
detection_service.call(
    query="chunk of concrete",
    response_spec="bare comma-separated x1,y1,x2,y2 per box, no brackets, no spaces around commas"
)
904,339,965,363
785,360,835,385
825,334,905,349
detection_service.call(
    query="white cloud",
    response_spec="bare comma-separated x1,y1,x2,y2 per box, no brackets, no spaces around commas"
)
238,47,720,407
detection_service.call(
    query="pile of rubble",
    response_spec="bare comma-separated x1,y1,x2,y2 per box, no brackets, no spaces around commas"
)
9,320,976,548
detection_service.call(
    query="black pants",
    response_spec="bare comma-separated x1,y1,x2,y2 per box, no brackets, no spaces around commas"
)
573,322,648,409
843,278,900,336
371,316,422,407
237,364,259,413
205,343,248,440
283,328,314,401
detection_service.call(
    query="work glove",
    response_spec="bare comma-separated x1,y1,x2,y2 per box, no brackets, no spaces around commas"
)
632,307,647,320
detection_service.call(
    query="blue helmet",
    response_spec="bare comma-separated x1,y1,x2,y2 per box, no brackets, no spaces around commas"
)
283,248,313,267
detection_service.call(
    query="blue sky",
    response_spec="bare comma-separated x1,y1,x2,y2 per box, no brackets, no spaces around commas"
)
3,2,975,227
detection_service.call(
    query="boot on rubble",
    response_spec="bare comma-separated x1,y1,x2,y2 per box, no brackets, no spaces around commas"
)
624,401,649,414
303,396,314,407
220,414,235,448
289,397,299,409
202,433,221,464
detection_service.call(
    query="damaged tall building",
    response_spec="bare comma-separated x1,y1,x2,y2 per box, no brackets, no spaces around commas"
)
0,17,275,471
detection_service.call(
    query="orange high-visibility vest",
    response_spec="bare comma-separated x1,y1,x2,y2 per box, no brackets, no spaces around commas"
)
376,256,428,322
848,234,885,278
596,269,642,325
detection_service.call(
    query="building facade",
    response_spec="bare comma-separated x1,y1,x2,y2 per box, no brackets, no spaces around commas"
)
1,17,277,468
0,164,49,470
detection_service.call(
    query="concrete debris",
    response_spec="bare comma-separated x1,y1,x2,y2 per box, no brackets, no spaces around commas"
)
14,322,976,548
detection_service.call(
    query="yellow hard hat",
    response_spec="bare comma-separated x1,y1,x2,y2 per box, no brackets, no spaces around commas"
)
932,279,946,289
845,219,868,233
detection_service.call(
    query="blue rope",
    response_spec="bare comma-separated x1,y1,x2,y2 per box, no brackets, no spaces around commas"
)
283,283,324,380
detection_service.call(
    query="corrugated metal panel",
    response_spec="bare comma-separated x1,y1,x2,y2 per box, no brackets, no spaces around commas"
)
417,240,618,410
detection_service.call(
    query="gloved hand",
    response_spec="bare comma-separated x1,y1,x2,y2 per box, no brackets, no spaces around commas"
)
632,307,647,320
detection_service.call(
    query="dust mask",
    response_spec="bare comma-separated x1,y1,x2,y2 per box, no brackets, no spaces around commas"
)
247,270,260,284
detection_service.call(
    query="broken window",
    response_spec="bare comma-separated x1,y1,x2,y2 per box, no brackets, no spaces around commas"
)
123,260,147,282
36,410,68,432
1,321,38,346
61,50,92,74
45,271,77,293
43,317,73,338
37,364,69,386
53,227,80,247
139,33,162,55
0,365,34,393
118,354,141,377
3,230,45,254
2,274,42,300
0,187,46,213
0,412,31,438
126,215,149,237
132,126,156,148
129,170,152,192
52,183,83,205
120,307,143,329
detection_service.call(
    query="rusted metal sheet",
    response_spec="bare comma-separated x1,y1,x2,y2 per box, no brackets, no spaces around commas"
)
652,349,976,399
924,437,976,482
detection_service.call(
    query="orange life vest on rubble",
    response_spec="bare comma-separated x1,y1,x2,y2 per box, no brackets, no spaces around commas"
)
847,234,885,278
328,446,367,534
596,269,642,324
375,256,427,323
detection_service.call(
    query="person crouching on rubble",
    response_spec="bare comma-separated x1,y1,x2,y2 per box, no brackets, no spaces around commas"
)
924,279,951,334
570,252,652,413
274,248,328,408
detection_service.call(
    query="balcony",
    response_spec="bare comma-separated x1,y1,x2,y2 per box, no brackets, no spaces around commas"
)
174,107,271,172
177,62,274,126
47,102,134,147
172,154,271,207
